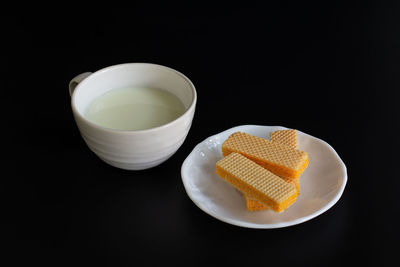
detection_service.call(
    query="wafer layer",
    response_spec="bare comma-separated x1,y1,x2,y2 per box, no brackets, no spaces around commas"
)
222,132,308,180
216,152,298,212
243,194,269,211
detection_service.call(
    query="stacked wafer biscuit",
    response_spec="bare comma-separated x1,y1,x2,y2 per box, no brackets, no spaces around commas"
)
215,129,308,212
243,129,300,211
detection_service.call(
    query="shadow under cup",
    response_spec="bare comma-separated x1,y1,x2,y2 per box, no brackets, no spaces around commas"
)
71,63,197,170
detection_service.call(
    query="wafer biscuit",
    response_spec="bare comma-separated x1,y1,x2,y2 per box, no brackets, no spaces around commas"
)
222,132,308,180
270,129,298,149
243,129,300,211
216,152,297,212
243,178,300,211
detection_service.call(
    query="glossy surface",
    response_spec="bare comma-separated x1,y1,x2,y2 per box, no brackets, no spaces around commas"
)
181,125,347,228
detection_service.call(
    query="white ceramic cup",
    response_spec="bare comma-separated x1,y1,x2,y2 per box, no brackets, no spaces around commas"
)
69,63,197,170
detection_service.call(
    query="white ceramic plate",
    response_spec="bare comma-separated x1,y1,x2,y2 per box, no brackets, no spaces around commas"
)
181,125,347,229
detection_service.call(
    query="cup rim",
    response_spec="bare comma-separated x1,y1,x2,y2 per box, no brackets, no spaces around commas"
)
71,63,197,134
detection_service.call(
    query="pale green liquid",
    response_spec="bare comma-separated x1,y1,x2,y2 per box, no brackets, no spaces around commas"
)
84,87,185,131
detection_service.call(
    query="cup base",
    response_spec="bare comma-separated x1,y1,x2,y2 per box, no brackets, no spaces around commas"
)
98,154,174,170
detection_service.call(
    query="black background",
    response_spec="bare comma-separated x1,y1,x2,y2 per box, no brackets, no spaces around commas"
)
3,2,400,266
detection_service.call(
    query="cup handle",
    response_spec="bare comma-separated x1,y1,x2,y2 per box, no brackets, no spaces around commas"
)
69,72,92,96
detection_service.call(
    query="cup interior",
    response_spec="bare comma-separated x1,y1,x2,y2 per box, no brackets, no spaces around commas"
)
72,63,196,118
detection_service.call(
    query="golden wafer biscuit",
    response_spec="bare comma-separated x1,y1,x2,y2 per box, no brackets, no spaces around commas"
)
222,132,308,180
243,129,300,211
270,129,298,149
243,176,300,211
216,152,297,212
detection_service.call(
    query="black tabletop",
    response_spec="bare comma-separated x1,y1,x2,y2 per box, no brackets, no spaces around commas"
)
3,3,399,266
